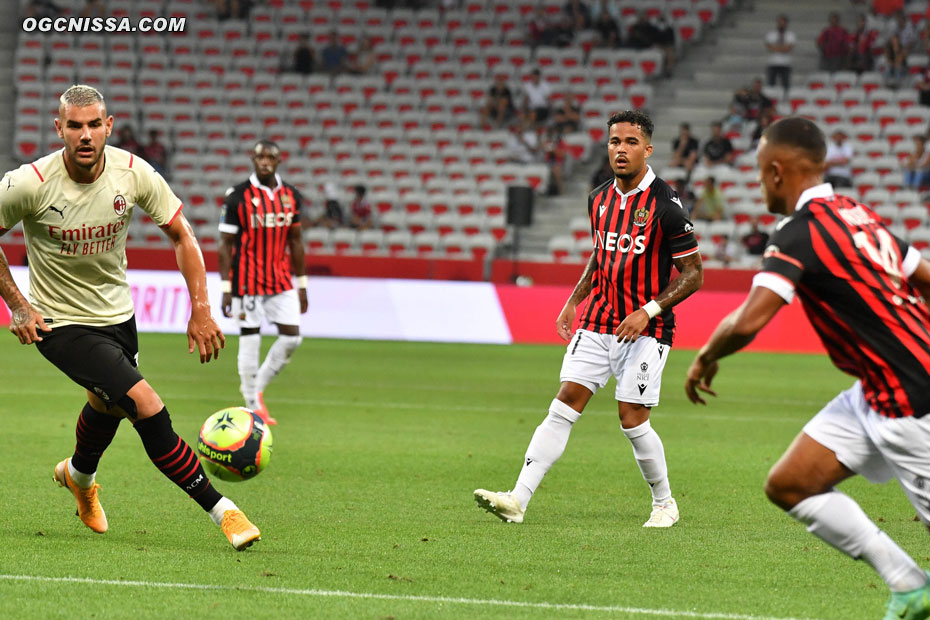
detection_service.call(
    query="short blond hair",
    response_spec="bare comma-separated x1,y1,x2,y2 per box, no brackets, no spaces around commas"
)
59,84,106,115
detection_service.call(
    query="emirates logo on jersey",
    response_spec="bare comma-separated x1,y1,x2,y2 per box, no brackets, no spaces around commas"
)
113,193,127,216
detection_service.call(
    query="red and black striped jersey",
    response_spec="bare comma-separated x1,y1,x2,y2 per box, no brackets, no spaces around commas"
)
580,166,699,344
219,174,303,296
755,183,930,418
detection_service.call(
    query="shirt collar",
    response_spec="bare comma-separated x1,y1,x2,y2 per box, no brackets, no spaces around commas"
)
795,182,833,212
249,173,282,195
613,165,655,197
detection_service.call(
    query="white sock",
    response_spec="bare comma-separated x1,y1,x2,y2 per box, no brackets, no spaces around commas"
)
513,399,581,509
238,334,261,409
67,459,95,488
621,419,672,506
255,335,302,394
208,496,239,526
789,491,928,592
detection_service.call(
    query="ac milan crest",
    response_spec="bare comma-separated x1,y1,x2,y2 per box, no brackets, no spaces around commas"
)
113,193,127,216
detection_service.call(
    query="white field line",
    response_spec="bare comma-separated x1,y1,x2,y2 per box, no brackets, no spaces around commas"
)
0,574,818,620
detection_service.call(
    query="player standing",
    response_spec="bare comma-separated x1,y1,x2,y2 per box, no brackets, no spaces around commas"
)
685,117,930,618
0,85,260,550
475,110,703,527
217,140,308,426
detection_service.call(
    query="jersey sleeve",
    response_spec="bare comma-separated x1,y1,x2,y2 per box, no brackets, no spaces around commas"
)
219,186,242,234
0,166,39,231
755,216,812,303
290,187,304,227
660,193,698,258
134,159,182,226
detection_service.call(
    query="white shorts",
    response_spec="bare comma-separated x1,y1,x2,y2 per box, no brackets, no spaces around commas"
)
232,289,300,329
804,381,930,523
559,329,669,406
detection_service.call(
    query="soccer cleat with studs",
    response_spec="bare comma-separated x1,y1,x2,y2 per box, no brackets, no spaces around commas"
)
221,509,261,550
473,489,525,523
53,458,107,533
884,572,930,620
642,498,679,528
254,392,277,426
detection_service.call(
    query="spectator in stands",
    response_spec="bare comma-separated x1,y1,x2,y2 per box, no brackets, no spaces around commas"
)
79,0,105,19
142,129,168,176
550,14,575,48
672,179,697,216
590,154,613,189
916,63,930,106
919,21,930,56
552,96,581,134
508,120,540,165
902,134,930,189
213,0,252,20
702,121,734,167
654,14,677,77
713,234,739,266
293,35,315,75
114,126,142,156
523,69,552,127
348,37,377,75
348,185,374,230
848,13,877,74
593,8,621,48
669,122,699,177
563,0,591,32
319,182,345,229
692,176,725,221
817,12,850,73
321,30,349,75
888,10,919,55
741,216,770,256
883,33,908,88
480,74,516,129
764,14,796,91
742,77,775,122
824,128,854,188
722,99,746,134
627,11,658,50
750,107,776,148
24,0,62,19
528,6,554,49
542,126,568,196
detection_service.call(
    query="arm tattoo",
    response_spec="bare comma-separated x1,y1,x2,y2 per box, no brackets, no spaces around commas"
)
569,253,597,305
0,247,30,316
655,253,704,310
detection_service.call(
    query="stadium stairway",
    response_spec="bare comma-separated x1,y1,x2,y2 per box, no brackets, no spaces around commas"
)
650,0,840,172
0,2,18,175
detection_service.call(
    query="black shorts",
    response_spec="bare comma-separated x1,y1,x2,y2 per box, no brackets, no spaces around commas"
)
36,316,143,406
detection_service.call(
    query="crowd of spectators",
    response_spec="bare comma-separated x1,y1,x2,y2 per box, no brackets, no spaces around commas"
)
288,32,378,77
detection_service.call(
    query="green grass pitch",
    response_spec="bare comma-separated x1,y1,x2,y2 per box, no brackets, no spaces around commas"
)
0,333,926,619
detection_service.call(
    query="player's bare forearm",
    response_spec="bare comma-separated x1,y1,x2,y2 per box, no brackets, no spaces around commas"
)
287,228,306,277
0,243,28,312
655,253,704,310
167,216,210,311
697,286,786,365
217,234,234,283
568,252,596,305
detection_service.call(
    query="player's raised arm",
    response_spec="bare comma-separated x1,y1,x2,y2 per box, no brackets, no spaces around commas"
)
0,233,49,344
556,251,596,341
162,212,225,363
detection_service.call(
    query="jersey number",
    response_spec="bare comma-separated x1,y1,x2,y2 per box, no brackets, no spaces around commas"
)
853,229,902,287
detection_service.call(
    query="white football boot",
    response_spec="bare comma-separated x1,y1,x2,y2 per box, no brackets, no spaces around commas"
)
473,489,525,524
642,498,679,528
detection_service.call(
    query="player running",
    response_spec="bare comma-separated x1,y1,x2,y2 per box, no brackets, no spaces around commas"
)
475,110,703,527
0,85,260,550
686,116,930,619
217,140,308,426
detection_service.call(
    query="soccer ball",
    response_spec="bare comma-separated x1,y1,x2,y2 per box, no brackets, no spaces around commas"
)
197,407,273,482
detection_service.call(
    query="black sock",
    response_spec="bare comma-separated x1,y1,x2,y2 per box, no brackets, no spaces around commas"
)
71,403,121,475
133,407,222,511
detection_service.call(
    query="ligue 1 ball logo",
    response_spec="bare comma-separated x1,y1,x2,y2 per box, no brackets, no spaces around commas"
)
113,193,127,216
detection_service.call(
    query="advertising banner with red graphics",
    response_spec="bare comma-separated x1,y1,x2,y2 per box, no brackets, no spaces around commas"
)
0,267,824,354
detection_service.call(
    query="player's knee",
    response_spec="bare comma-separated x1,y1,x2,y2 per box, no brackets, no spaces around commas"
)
115,393,139,420
764,468,808,510
279,334,302,357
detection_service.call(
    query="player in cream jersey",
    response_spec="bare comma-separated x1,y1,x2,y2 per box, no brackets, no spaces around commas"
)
0,144,177,326
0,85,261,550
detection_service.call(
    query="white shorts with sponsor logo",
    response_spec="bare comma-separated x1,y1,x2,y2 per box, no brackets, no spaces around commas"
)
559,329,669,406
803,381,930,523
232,289,300,329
